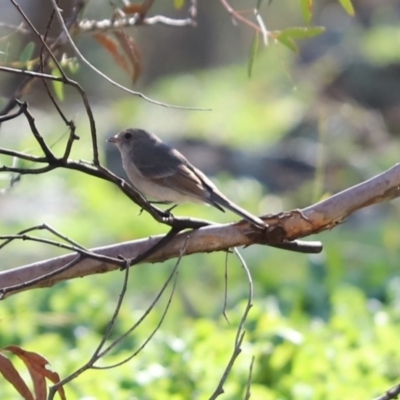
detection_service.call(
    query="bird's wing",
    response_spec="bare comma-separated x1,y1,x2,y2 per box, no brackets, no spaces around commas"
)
132,142,212,201
131,140,180,177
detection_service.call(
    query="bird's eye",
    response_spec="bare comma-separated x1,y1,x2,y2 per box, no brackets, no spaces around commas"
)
124,132,132,140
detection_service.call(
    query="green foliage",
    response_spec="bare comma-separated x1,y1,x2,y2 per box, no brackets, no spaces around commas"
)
2,262,400,399
174,0,185,10
248,34,260,78
276,27,326,53
300,0,313,24
51,67,64,101
19,42,35,66
338,0,355,16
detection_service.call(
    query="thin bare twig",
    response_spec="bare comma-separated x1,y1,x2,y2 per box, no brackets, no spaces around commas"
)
95,255,181,368
79,14,195,32
78,0,197,33
0,223,87,251
222,250,230,323
39,6,75,130
8,1,101,164
0,65,66,82
48,238,186,398
243,356,255,400
210,247,253,399
254,8,268,45
0,0,85,118
220,0,263,33
0,22,30,35
0,223,126,299
47,0,208,111
0,99,27,122
47,256,130,400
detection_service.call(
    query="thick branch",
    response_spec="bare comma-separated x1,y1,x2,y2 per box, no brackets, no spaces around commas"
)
1,163,400,299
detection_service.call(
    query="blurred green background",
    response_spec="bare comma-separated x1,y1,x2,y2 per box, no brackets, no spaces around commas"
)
1,0,400,398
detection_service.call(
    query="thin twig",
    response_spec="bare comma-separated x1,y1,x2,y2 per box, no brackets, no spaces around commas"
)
95,258,180,368
209,247,253,399
8,1,101,165
0,100,27,123
373,383,400,400
47,256,130,400
222,250,230,323
96,236,188,363
243,356,255,400
0,22,31,35
48,238,186,397
48,0,209,111
220,0,263,33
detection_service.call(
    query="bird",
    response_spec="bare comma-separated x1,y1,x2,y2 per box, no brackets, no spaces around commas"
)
107,128,266,229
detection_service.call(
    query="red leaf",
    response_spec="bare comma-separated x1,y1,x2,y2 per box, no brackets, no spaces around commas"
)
113,30,142,83
4,346,66,400
94,33,130,75
0,353,34,400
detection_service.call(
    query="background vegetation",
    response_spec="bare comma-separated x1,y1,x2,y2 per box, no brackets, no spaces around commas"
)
1,0,400,398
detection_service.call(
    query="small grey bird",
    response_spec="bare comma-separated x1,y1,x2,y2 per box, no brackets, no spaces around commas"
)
107,128,266,229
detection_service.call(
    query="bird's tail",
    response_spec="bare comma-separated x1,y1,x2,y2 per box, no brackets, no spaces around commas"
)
208,190,323,254
209,191,266,229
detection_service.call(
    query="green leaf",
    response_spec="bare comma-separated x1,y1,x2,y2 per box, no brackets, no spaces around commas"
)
338,0,355,16
248,34,260,78
174,0,185,9
19,42,35,63
275,26,325,52
276,35,298,53
300,0,313,24
279,26,326,40
67,58,80,74
51,68,64,101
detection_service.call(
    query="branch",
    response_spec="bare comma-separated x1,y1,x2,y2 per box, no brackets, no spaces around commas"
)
374,383,400,400
78,14,196,33
1,162,400,298
219,0,265,34
77,0,197,32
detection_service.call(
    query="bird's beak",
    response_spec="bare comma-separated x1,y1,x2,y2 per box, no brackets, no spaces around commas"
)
107,135,119,144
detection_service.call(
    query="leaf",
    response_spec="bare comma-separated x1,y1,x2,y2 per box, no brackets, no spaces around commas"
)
0,353,34,400
338,0,355,16
94,33,127,70
279,26,325,40
275,26,325,52
300,0,313,24
113,30,142,83
94,33,127,72
95,32,142,83
174,0,185,9
276,34,298,52
67,58,80,74
19,42,35,64
4,346,66,400
248,34,260,78
51,68,64,101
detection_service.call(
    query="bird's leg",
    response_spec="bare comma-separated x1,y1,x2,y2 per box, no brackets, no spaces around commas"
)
146,200,177,215
138,201,177,217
